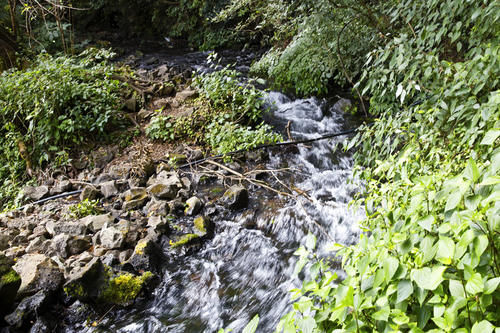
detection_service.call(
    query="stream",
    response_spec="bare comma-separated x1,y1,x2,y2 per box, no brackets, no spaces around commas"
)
95,50,363,332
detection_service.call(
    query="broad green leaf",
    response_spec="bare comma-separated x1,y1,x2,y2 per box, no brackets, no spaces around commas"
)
445,190,462,211
449,280,465,298
464,159,480,182
418,215,434,232
411,266,446,290
297,317,316,333
484,277,500,294
472,320,494,333
466,273,484,295
372,306,390,321
384,257,399,282
242,315,259,333
480,129,500,145
397,280,413,303
479,176,500,186
436,237,455,265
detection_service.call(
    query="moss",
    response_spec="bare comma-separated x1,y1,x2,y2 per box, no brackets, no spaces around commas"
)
64,283,86,298
169,234,199,248
135,240,148,255
100,271,153,305
193,216,207,233
0,269,20,285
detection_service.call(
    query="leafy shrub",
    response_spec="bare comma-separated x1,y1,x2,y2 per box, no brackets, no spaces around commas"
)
0,48,123,209
279,0,500,332
206,121,282,157
67,199,102,219
145,114,176,141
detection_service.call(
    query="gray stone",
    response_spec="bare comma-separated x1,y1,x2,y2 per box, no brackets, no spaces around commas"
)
29,316,51,333
222,185,249,210
147,216,169,234
147,182,179,200
175,89,199,102
119,250,133,264
50,180,72,195
80,185,100,201
168,199,185,216
109,164,132,179
64,258,105,301
144,199,169,217
13,254,63,296
0,232,9,251
100,180,119,198
5,290,50,329
24,185,49,201
52,221,87,236
193,216,214,237
80,213,114,232
185,196,203,216
127,238,163,272
51,234,91,258
122,188,149,210
99,226,125,250
25,236,48,253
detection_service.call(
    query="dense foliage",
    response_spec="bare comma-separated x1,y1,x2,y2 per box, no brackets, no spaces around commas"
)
0,49,123,208
147,57,282,157
277,0,500,332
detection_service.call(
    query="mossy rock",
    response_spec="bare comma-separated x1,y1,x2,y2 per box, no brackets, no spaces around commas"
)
100,271,154,305
0,255,21,316
193,216,214,237
169,234,200,249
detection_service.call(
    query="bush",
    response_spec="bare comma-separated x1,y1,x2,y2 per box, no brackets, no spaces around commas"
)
0,48,123,208
279,0,500,331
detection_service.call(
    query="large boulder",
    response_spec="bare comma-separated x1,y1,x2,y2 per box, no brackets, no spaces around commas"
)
13,254,63,296
23,185,49,201
0,255,21,317
127,238,164,273
80,213,114,232
100,180,119,199
222,185,249,210
50,234,91,258
63,258,106,301
193,216,214,237
147,182,179,200
98,225,125,250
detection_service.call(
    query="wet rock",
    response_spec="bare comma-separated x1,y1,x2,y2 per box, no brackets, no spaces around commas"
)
222,185,249,210
185,196,203,216
147,182,178,200
50,180,72,195
168,199,185,216
5,290,51,329
51,234,91,258
127,238,163,272
99,181,118,200
80,185,100,201
24,185,49,201
122,188,149,211
147,216,169,234
81,213,114,232
193,216,214,237
29,316,52,333
64,258,105,301
99,226,125,250
169,234,201,251
0,255,21,317
13,254,63,296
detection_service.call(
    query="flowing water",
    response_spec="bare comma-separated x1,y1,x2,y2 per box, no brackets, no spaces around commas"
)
76,48,365,332
95,91,364,332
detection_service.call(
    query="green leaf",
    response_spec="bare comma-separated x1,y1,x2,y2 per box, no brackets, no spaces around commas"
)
472,320,494,333
418,215,434,232
449,280,465,298
411,266,446,290
436,237,455,265
397,280,413,303
384,257,399,282
466,273,484,295
372,306,390,321
484,277,500,294
242,314,259,333
297,316,316,333
480,130,500,145
445,190,462,211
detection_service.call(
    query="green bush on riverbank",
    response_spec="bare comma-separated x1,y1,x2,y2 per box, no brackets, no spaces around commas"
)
275,0,500,331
